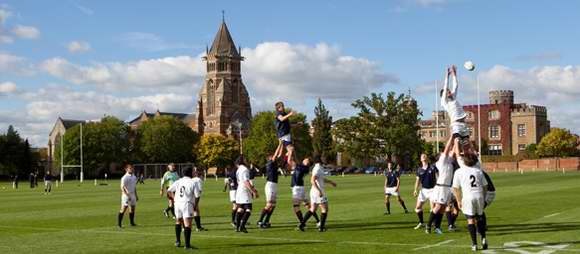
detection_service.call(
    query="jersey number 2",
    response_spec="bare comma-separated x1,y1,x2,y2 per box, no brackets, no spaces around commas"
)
469,175,477,187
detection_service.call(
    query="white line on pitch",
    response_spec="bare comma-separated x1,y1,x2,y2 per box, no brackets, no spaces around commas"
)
543,212,561,218
413,240,455,251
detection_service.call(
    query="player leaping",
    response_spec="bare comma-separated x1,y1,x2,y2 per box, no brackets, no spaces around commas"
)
275,101,302,166
441,65,472,153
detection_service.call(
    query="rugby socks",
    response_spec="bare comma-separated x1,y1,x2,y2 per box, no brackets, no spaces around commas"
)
301,210,313,226
312,211,320,223
170,206,175,217
265,207,275,223
184,227,192,248
400,201,408,212
446,211,453,226
175,224,182,242
434,213,443,229
427,212,436,228
477,218,486,239
241,211,251,229
386,202,391,214
129,212,135,226
467,224,477,245
320,212,328,229
259,209,268,223
194,216,202,229
417,210,424,224
231,210,237,224
295,210,304,223
117,212,124,227
450,213,458,226
481,213,487,230
235,211,244,229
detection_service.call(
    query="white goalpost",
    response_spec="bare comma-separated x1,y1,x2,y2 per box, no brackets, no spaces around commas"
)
60,123,84,184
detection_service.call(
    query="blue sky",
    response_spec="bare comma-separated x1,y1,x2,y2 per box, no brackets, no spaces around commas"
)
1,0,580,146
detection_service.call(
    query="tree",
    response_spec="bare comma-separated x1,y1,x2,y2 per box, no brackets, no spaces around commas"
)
0,125,32,175
135,116,199,163
333,92,422,168
196,134,239,169
312,98,335,163
536,128,579,157
54,116,131,178
243,110,313,167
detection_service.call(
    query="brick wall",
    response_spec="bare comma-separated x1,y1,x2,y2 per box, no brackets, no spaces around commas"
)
483,157,580,172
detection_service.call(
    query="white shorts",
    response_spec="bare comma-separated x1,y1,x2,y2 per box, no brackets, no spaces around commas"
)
310,188,328,204
44,181,53,188
229,190,236,203
265,182,278,203
431,185,452,205
462,196,485,217
384,187,400,196
485,191,496,207
235,188,252,204
450,121,469,137
175,202,194,219
418,188,433,203
292,186,307,201
121,193,137,207
279,134,292,144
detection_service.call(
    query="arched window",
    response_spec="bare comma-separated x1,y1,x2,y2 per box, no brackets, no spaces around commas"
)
207,80,215,116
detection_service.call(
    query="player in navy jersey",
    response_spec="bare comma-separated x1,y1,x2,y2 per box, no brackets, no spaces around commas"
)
384,161,409,215
257,147,283,228
223,168,238,228
481,170,496,231
413,154,437,229
290,157,320,226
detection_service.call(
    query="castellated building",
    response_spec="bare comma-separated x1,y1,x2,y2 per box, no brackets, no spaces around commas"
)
419,90,550,156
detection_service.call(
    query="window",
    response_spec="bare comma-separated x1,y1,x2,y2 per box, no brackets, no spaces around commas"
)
206,80,215,116
488,110,500,120
429,131,436,138
518,144,526,151
488,145,502,155
439,130,446,137
517,124,526,137
489,125,500,139
232,80,239,104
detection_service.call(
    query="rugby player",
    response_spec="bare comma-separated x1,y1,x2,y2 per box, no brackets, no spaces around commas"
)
426,136,455,234
223,168,238,227
118,163,138,228
452,139,489,251
384,161,409,215
160,163,179,219
257,145,283,229
167,167,201,250
191,169,206,232
43,171,53,195
299,156,336,232
290,157,320,227
412,154,437,229
234,156,259,233
441,65,472,152
275,102,301,165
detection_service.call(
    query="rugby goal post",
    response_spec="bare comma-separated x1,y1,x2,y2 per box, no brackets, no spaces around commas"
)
59,123,84,184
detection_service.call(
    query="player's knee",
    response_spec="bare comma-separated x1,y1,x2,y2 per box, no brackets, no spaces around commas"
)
415,208,423,213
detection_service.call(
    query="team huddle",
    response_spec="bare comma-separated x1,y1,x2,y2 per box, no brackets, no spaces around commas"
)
116,76,497,252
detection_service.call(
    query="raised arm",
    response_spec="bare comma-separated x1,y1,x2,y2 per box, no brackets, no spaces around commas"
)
441,67,450,104
450,65,459,98
277,111,294,122
443,135,455,157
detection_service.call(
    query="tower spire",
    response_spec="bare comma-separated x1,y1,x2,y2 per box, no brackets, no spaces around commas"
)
222,10,225,23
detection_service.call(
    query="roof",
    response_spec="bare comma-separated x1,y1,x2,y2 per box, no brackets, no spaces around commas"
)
128,111,193,125
60,118,84,129
208,22,240,57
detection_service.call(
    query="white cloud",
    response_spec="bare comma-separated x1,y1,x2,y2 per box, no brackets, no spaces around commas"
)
515,51,562,63
0,8,11,25
73,2,94,16
0,51,35,75
416,64,580,135
0,7,13,43
41,55,205,90
12,25,40,39
67,40,91,53
0,81,16,94
119,32,193,52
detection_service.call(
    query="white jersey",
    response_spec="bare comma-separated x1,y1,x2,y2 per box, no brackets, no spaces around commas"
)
452,166,487,199
192,177,203,196
236,165,253,204
441,75,467,122
435,155,454,186
311,163,325,193
121,173,137,194
167,177,201,204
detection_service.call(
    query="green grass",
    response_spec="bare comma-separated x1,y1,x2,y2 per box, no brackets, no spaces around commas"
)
1,172,579,254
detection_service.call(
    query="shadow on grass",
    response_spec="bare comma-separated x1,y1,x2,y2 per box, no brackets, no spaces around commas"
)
489,222,580,236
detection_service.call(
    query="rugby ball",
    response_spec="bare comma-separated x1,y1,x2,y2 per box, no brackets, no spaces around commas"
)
464,61,475,71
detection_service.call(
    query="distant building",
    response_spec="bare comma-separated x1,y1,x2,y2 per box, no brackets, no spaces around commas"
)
48,117,85,164
128,110,195,129
419,90,550,155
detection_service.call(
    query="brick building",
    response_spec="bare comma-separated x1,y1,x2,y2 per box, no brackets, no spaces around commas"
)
419,90,550,155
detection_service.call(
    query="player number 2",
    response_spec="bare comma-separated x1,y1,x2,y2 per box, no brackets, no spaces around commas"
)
469,175,477,187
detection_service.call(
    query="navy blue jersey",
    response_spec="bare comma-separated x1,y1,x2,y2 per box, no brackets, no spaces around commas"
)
384,170,400,187
291,164,309,187
228,170,238,190
482,171,495,192
416,165,437,189
266,159,279,183
44,174,53,181
275,111,291,138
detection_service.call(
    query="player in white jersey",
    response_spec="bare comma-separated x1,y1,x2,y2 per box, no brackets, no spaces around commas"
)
441,65,473,153
167,167,201,250
426,136,455,235
118,163,138,228
234,156,259,233
223,168,238,228
299,156,336,232
191,169,206,232
452,142,489,252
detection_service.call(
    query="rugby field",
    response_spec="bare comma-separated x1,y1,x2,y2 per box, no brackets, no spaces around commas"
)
1,172,579,254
